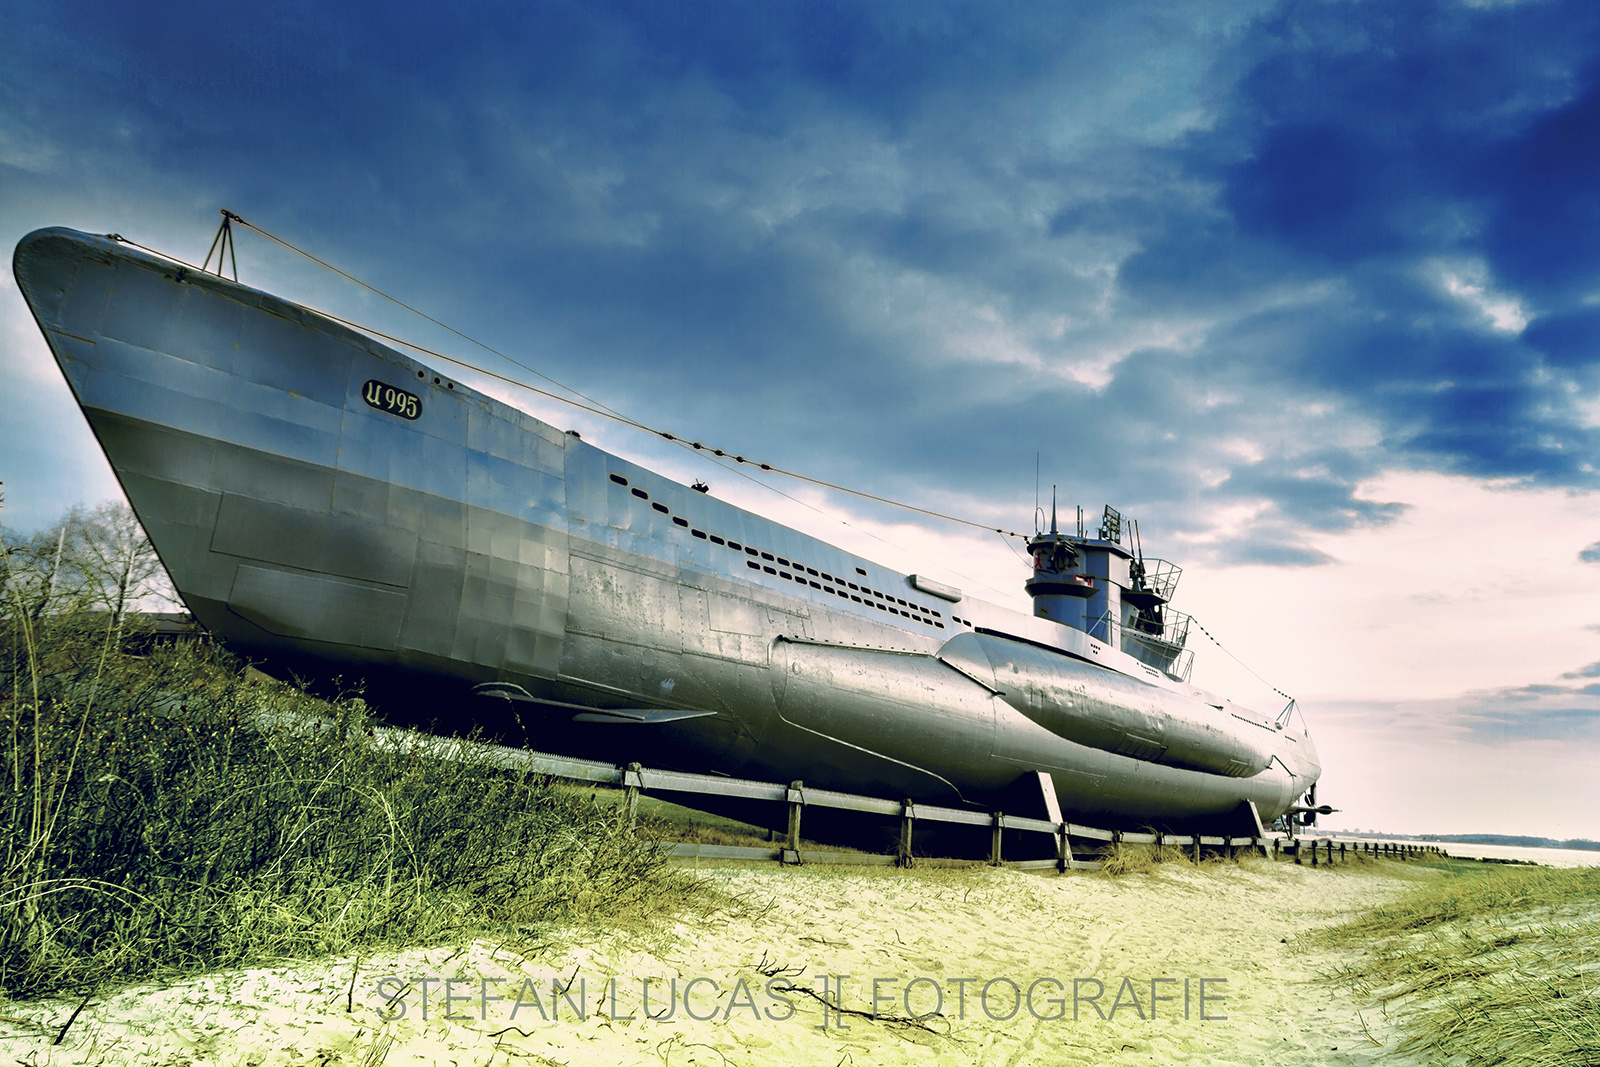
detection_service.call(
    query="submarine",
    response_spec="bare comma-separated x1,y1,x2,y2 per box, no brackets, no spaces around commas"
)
12,225,1322,836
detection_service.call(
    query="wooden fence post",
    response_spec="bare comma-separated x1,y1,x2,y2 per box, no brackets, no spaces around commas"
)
899,800,915,868
622,762,642,830
784,781,804,864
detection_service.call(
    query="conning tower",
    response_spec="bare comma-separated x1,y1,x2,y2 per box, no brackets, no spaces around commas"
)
1026,502,1193,679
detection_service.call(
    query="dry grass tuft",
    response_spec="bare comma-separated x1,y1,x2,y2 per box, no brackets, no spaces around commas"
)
1097,840,1197,877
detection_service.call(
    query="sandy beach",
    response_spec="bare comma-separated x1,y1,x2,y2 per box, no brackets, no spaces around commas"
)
4,857,1435,1067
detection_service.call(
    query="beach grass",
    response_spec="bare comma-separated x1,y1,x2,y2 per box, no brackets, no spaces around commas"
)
1314,861,1600,1066
1098,840,1196,875
0,610,717,1001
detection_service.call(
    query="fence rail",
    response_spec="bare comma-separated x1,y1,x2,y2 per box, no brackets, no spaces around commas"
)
396,733,1285,869
380,728,1460,870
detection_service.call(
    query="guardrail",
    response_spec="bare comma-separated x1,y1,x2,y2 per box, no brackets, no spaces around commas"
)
1273,838,1449,865
396,732,1274,870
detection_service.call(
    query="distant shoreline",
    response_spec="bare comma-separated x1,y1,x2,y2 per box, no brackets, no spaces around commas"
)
1326,832,1600,852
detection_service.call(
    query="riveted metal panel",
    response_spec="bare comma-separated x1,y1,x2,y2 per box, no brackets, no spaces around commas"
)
212,494,418,587
228,564,407,650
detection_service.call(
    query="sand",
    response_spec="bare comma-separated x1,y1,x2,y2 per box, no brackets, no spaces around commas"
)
3,857,1434,1067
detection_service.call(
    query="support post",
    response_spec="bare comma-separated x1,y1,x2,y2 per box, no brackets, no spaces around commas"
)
622,762,642,830
899,800,915,868
989,813,1004,866
784,781,804,864
1032,771,1067,872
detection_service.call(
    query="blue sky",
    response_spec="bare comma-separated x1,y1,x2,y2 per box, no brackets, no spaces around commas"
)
4,0,1600,838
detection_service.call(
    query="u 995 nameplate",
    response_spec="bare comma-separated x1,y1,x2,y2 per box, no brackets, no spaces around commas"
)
362,380,421,420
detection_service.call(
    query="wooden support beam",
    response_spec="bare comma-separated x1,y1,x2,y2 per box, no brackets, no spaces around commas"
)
622,762,642,830
1027,771,1068,872
899,800,915,868
785,781,804,863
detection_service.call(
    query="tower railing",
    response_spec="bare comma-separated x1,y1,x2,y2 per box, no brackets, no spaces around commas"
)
1115,608,1193,679
1130,557,1182,601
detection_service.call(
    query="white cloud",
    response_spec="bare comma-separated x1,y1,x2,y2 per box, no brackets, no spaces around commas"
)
1178,471,1600,705
1431,258,1531,333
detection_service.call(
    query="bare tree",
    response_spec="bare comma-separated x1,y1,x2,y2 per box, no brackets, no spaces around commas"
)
1,514,85,625
2,500,178,632
71,502,178,631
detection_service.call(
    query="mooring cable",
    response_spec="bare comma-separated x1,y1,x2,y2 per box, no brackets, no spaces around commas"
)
111,217,1293,699
206,211,1033,541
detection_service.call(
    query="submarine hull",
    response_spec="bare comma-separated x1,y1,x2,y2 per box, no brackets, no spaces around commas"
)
14,227,1319,834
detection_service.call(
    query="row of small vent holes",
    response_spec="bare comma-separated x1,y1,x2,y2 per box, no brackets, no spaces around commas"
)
609,473,969,631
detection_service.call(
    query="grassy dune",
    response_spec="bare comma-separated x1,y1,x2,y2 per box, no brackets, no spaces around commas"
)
1313,860,1600,1066
9,605,1596,1067
0,614,716,1000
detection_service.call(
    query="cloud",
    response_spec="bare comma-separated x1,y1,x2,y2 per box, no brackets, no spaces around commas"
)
6,1,1600,557
1454,687,1600,744
1110,0,1600,499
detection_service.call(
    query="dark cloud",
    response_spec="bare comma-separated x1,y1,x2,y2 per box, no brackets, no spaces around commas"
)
1485,75,1600,299
1437,632,1600,742
6,0,1600,559
1108,0,1600,506
1455,682,1600,744
1466,707,1600,744
1525,310,1600,373
1562,662,1600,680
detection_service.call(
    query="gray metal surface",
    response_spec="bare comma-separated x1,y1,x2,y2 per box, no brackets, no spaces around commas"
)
13,226,1322,834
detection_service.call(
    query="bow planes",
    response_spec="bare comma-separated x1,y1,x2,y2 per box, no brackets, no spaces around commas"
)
13,225,1322,843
